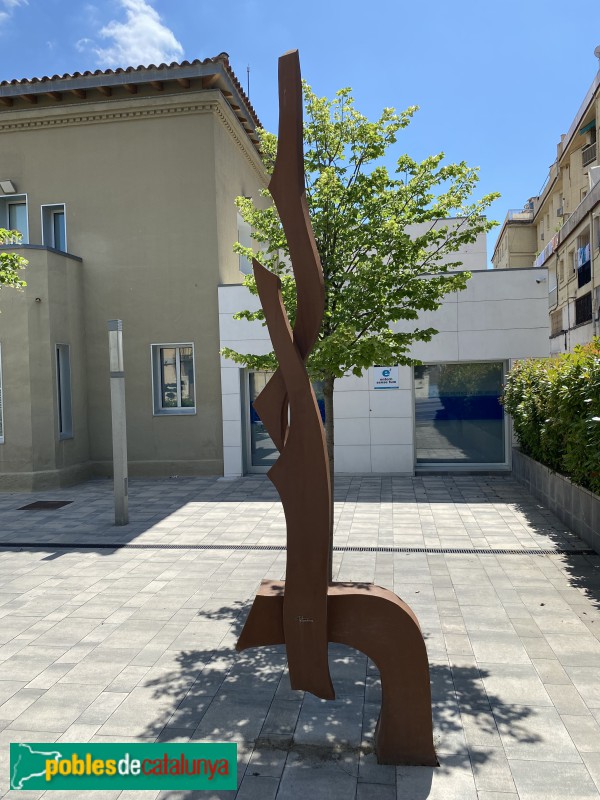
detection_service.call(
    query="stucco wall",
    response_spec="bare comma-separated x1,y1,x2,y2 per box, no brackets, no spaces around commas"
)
0,91,267,484
0,247,89,488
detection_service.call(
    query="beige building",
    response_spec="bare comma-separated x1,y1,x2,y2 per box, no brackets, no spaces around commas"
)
0,55,268,489
491,204,538,270
493,50,600,354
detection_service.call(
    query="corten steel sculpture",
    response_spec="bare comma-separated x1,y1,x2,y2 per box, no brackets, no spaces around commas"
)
236,50,437,767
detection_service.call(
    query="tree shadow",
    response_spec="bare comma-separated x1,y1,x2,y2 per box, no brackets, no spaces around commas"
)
138,600,540,799
507,496,600,615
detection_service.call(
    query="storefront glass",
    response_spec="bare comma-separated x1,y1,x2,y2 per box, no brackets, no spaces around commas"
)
414,362,505,464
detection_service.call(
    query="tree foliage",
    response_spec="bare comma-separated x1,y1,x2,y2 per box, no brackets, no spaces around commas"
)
0,229,27,291
223,83,499,380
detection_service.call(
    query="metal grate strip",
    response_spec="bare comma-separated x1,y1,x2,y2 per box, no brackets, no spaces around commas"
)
0,542,594,556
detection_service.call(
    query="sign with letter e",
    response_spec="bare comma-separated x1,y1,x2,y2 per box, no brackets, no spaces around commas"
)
372,366,399,389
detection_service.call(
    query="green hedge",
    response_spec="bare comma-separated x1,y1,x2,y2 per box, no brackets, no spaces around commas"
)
502,339,600,496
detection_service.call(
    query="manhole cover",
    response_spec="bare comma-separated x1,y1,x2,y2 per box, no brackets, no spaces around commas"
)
18,500,73,511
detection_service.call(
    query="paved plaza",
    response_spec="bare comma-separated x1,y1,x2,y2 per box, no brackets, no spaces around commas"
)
0,473,599,799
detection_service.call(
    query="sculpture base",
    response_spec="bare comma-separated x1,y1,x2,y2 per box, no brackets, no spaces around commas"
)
236,580,438,766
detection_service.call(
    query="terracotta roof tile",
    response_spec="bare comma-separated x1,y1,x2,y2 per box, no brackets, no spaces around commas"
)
0,54,262,131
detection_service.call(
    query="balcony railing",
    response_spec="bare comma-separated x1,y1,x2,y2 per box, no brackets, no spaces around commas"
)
507,208,534,222
558,179,600,242
582,142,597,167
534,234,559,268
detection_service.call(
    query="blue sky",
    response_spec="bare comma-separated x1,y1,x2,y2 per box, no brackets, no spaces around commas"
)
2,0,600,264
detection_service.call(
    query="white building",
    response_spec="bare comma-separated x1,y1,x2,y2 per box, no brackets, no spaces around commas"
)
218,266,550,476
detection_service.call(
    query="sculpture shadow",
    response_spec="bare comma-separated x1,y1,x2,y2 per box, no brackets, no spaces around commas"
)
138,599,540,799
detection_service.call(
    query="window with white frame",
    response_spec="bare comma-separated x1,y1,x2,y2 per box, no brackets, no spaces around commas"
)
0,194,28,242
56,344,73,439
152,344,196,414
0,344,4,444
42,204,67,251
237,212,252,275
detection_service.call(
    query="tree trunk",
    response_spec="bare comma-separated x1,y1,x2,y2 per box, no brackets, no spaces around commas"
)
322,375,335,582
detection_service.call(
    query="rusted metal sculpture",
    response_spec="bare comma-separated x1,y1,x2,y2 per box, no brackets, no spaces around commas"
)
236,50,437,767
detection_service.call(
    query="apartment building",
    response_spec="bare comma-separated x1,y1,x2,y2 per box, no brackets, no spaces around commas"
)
0,55,268,490
493,50,600,354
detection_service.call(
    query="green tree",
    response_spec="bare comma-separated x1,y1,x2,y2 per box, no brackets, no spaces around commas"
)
0,229,27,292
223,83,499,476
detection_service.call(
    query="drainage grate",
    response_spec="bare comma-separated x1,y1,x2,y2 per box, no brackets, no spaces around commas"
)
0,542,595,556
17,501,73,511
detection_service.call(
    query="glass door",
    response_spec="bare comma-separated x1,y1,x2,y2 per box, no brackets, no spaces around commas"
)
245,371,326,473
248,371,279,471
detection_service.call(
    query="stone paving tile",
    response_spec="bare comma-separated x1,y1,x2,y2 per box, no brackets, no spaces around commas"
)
477,662,554,707
509,759,600,799
470,745,517,793
545,683,591,715
9,683,105,733
583,753,600,791
494,704,583,763
0,475,599,798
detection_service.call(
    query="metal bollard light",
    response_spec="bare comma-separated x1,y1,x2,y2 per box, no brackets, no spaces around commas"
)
108,320,129,525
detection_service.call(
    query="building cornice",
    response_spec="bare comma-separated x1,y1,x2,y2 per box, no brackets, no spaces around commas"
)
213,100,269,183
0,55,261,142
0,90,268,182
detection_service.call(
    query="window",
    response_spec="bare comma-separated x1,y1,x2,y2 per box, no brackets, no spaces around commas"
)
152,344,196,414
559,259,565,283
575,293,593,326
237,212,252,275
41,204,67,251
56,344,73,439
576,230,591,287
414,362,505,465
550,308,563,337
0,344,4,444
0,194,28,242
569,248,576,273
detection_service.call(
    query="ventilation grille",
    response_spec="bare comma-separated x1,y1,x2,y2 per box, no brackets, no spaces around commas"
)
17,501,73,511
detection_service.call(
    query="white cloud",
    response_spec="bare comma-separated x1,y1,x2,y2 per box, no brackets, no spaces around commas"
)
76,37,93,53
0,0,26,23
93,0,183,68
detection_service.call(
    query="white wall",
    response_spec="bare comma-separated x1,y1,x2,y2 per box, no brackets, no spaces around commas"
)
405,219,488,272
218,268,550,476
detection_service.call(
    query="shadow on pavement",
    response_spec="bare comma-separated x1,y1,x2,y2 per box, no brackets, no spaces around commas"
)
138,600,540,799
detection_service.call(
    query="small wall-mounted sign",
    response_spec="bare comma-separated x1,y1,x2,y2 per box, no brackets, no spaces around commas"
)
372,366,399,389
